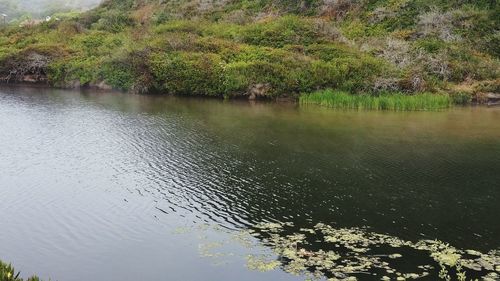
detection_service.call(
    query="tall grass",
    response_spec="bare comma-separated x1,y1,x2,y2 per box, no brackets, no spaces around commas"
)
300,90,453,111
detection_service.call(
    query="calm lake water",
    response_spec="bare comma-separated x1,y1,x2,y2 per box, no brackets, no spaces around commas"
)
1,86,499,281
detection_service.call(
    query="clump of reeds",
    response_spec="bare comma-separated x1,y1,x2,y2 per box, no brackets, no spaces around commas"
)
300,90,452,111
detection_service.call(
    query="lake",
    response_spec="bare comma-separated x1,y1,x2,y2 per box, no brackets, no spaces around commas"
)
1,86,499,281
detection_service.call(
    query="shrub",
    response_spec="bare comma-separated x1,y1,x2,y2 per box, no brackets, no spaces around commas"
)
414,38,447,53
237,16,330,48
304,43,359,61
0,44,67,83
91,10,134,32
450,91,473,105
223,60,286,97
337,56,390,92
150,51,224,96
154,20,204,35
100,60,135,90
475,79,500,93
0,260,40,281
101,49,154,93
71,31,106,55
446,47,500,81
48,56,102,86
56,21,83,37
482,31,500,57
226,45,295,63
341,20,388,40
417,9,457,41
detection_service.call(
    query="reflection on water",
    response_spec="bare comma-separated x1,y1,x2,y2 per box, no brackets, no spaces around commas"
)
0,86,499,281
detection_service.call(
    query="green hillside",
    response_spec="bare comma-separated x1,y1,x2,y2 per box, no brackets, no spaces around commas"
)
0,0,498,101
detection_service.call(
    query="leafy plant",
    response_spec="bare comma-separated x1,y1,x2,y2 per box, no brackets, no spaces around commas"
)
0,260,40,281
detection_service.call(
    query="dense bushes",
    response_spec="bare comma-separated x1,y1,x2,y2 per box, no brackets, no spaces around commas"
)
150,52,224,96
0,44,67,83
0,0,497,101
235,16,330,47
101,60,136,90
48,56,102,86
146,45,385,97
224,60,286,97
450,91,473,105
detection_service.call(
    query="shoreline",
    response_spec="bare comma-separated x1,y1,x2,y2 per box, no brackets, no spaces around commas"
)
2,82,499,111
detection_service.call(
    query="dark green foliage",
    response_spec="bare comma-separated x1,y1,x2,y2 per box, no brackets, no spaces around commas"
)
101,61,135,90
150,52,224,96
223,60,286,97
450,91,473,105
415,38,447,54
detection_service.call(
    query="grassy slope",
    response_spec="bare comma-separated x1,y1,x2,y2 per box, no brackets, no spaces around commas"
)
0,0,498,100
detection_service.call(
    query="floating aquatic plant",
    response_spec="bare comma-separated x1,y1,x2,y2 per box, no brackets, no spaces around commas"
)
192,222,500,281
246,256,281,272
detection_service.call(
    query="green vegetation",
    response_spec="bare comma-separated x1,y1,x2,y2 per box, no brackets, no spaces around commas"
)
0,0,499,107
196,222,500,281
301,90,452,110
0,260,40,281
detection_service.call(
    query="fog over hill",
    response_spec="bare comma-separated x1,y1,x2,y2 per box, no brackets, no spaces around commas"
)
21,0,101,9
0,0,102,19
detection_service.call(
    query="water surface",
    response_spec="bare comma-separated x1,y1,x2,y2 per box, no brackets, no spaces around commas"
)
0,86,499,280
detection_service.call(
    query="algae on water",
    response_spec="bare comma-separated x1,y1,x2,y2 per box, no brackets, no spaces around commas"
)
194,222,500,281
